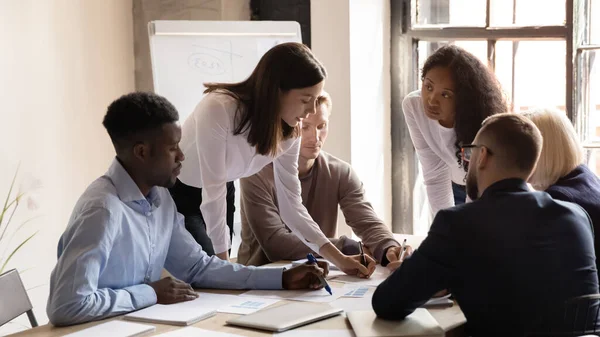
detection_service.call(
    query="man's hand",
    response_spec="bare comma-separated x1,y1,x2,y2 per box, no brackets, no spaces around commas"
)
148,277,198,304
339,254,377,278
282,261,329,290
362,245,374,261
385,245,414,271
216,251,230,261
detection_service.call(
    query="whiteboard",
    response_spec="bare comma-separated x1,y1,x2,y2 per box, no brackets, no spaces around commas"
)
148,20,302,122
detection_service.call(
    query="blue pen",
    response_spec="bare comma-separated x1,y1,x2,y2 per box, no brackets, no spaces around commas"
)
306,253,333,295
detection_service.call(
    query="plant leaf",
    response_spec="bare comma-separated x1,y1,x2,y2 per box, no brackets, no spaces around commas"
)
26,283,47,292
0,165,19,227
0,231,37,274
0,216,42,262
0,198,20,244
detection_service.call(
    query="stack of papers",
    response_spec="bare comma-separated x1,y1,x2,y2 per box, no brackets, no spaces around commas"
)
155,327,245,337
124,292,280,326
63,321,155,337
124,303,216,326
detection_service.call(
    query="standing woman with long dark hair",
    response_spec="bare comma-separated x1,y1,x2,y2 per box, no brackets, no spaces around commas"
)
403,45,507,216
170,42,374,276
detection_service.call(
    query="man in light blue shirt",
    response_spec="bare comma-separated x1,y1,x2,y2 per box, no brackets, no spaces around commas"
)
47,92,327,326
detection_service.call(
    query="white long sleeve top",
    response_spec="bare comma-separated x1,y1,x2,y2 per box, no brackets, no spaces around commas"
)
403,90,467,216
178,92,330,254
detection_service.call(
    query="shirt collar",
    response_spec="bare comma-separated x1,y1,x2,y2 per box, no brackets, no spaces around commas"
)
106,158,161,207
480,178,530,199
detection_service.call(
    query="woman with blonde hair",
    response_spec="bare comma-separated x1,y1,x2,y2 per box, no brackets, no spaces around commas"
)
524,107,600,273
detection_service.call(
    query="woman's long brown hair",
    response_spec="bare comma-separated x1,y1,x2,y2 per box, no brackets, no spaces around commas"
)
204,42,327,157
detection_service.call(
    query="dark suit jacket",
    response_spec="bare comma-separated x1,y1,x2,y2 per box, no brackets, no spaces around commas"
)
372,178,599,336
547,164,600,276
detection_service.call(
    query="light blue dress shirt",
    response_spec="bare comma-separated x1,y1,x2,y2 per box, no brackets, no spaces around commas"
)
47,159,283,326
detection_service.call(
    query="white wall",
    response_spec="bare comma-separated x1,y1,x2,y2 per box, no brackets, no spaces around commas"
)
349,0,392,231
311,0,392,234
0,1,135,333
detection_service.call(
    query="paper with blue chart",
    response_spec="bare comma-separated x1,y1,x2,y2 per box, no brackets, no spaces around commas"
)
217,297,280,315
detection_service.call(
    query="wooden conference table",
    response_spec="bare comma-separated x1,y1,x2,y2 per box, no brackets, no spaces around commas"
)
9,234,467,337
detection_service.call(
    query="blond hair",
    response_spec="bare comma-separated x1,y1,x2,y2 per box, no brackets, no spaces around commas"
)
523,107,584,190
316,91,332,114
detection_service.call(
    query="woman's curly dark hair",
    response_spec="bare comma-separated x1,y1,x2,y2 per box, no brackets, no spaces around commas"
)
422,45,508,171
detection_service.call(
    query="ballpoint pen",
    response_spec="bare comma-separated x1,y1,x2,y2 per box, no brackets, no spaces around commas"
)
306,253,332,295
358,241,367,267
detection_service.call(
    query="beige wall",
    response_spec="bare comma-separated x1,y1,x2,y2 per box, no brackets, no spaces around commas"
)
0,0,134,333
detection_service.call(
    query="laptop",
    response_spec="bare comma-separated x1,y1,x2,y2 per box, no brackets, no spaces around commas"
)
226,302,343,332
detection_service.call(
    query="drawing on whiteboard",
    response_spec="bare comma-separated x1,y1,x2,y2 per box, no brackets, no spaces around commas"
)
187,53,227,75
189,43,242,79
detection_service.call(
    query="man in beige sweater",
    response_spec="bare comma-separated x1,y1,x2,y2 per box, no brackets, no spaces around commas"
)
238,92,400,267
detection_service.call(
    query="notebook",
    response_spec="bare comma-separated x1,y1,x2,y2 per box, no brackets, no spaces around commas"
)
226,301,343,332
63,320,155,337
124,299,216,326
347,309,444,337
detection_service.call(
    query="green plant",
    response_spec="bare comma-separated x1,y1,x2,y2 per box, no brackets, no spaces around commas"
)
0,166,39,274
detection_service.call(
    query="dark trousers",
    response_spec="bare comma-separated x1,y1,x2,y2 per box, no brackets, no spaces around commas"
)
169,179,235,256
452,182,467,206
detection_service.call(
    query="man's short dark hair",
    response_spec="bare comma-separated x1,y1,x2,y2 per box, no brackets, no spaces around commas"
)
102,92,179,151
479,113,543,174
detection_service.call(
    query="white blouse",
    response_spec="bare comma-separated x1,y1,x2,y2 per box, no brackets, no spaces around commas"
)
403,90,467,216
178,92,330,254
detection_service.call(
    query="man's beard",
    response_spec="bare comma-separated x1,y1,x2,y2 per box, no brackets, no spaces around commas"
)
466,170,479,201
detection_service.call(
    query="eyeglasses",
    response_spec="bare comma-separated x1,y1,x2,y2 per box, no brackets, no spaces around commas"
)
460,144,493,163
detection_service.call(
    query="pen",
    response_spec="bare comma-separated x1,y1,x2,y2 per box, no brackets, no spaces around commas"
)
399,246,407,261
358,241,367,267
306,253,332,295
400,238,407,253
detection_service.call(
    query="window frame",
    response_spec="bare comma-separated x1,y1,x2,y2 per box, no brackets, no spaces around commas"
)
391,0,577,233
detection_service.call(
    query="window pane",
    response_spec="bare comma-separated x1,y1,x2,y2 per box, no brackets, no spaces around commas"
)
490,0,565,26
416,0,486,26
495,40,566,113
417,41,488,88
585,148,600,176
592,1,600,44
579,50,600,142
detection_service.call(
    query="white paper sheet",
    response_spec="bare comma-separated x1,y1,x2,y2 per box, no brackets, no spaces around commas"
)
421,294,453,308
155,327,245,337
331,288,375,313
240,287,345,303
63,321,155,337
328,266,391,287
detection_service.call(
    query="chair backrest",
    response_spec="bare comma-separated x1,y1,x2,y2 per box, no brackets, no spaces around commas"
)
562,294,600,336
527,294,600,337
0,269,37,328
